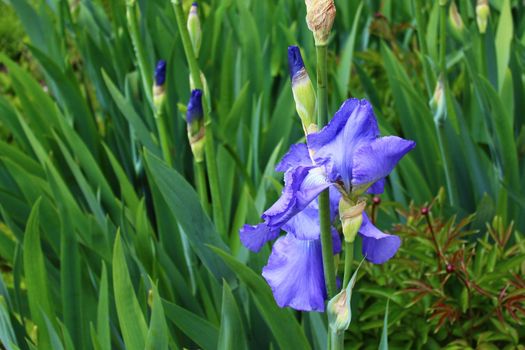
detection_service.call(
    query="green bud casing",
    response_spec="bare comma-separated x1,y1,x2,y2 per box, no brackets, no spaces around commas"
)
187,3,202,58
339,198,366,243
476,0,490,34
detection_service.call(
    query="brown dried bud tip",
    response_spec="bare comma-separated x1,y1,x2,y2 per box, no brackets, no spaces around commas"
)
420,207,429,216
372,196,381,205
446,264,455,273
305,0,336,46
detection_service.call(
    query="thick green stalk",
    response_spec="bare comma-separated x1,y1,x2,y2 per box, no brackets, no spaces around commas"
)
316,45,329,126
330,331,344,350
316,45,336,300
155,106,173,166
342,241,354,288
195,161,211,214
126,1,153,106
172,0,226,235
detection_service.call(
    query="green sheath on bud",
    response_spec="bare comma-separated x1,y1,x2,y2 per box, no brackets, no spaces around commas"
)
448,1,465,42
187,2,202,58
430,75,445,124
476,0,490,34
339,198,366,243
189,70,210,109
187,90,206,162
327,258,364,334
288,46,317,135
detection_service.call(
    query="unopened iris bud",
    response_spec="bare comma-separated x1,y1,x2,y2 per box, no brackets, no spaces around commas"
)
288,46,317,135
187,2,202,58
186,89,206,162
449,1,465,41
305,0,336,46
327,258,363,333
429,75,445,124
153,60,167,111
327,288,351,333
476,0,490,34
189,70,210,108
339,198,366,243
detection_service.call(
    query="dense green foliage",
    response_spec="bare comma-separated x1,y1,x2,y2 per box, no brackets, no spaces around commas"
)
0,0,524,349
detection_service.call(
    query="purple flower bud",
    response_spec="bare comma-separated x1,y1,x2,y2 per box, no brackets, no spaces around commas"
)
287,46,305,81
186,89,203,123
154,60,167,86
192,1,198,6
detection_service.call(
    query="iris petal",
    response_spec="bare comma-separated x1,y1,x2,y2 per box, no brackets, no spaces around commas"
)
239,223,280,252
351,136,416,191
262,230,341,312
275,143,312,172
262,166,331,228
308,99,379,189
359,214,401,264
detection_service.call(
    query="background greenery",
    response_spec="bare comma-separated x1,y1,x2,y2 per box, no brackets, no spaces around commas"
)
0,0,523,349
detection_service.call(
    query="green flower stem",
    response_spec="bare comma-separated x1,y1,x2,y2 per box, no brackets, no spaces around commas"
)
342,241,354,288
330,331,344,350
436,1,456,207
316,45,336,300
413,0,433,94
126,1,153,106
172,0,226,236
155,106,173,167
316,45,328,126
195,160,211,214
316,44,341,350
319,191,336,296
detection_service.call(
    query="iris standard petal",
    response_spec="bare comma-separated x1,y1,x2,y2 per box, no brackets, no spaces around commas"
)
239,222,280,253
359,214,401,264
262,233,327,311
262,165,331,228
307,99,379,188
351,136,416,191
275,143,312,172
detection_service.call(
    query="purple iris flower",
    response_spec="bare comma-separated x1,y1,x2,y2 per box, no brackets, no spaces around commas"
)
240,98,415,311
154,60,167,86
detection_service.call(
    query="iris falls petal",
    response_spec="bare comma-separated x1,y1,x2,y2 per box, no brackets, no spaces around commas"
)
262,166,331,228
359,214,401,264
275,143,312,172
262,234,327,312
239,222,280,253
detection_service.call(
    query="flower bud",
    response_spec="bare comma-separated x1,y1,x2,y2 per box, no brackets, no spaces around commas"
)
327,288,351,333
305,0,336,46
327,258,363,333
339,198,366,243
476,0,490,34
288,46,317,135
153,60,167,111
187,2,202,58
448,1,465,41
186,89,206,162
189,70,210,108
429,75,445,124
